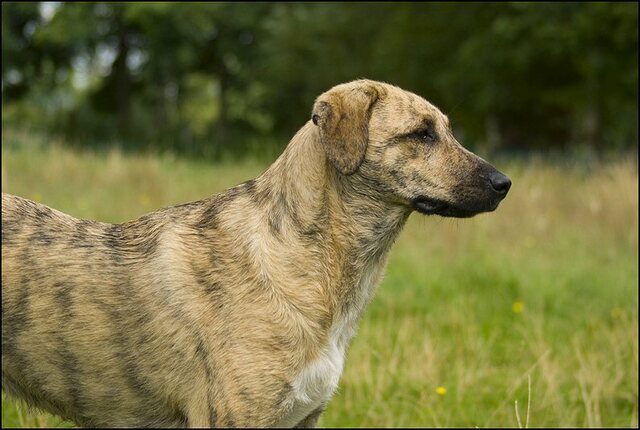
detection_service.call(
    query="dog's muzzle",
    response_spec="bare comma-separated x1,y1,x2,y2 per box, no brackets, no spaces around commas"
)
412,171,511,218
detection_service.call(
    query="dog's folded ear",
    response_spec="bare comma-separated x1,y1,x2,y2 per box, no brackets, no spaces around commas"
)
312,82,379,175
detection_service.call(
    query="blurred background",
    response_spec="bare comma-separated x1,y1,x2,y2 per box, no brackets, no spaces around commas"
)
2,2,638,158
1,2,638,428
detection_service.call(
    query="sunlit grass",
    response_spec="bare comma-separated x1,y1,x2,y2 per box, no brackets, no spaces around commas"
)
1,137,637,428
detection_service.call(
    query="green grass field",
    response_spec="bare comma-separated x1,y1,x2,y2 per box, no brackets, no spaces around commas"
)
1,137,638,428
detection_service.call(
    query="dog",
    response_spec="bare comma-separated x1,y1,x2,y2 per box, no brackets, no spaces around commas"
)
2,79,511,428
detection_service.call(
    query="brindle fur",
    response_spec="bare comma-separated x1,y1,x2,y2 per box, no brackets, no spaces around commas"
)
2,79,510,427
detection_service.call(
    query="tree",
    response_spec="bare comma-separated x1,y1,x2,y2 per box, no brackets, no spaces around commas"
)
2,2,637,155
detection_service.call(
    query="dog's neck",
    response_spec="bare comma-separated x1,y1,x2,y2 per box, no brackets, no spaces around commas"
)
257,122,411,317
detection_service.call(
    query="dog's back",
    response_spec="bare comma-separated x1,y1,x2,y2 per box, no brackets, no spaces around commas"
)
1,193,205,427
1,187,315,427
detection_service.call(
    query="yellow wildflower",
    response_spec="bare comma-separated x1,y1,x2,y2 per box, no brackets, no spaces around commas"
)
512,301,524,314
139,194,151,205
610,307,624,319
436,386,447,396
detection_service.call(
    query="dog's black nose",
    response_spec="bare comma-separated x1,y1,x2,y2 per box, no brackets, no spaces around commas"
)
488,171,511,195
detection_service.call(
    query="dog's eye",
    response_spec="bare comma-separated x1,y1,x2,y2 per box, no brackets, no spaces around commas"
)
413,129,437,143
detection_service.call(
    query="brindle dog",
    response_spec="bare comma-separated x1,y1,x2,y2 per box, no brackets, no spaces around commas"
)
2,79,510,428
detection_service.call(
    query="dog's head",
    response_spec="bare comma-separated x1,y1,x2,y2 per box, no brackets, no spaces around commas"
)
311,79,511,218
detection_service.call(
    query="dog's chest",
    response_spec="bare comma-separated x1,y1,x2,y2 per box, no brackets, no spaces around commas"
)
275,325,350,428
275,263,383,427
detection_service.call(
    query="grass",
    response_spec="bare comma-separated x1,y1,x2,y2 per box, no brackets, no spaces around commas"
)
1,136,638,428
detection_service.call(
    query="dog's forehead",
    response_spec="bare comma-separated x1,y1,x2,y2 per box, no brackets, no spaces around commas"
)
374,85,449,133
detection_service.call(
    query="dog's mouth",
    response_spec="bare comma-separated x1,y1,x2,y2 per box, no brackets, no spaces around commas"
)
411,196,498,218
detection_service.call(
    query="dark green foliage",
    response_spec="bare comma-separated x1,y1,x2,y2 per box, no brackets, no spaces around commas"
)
2,2,637,157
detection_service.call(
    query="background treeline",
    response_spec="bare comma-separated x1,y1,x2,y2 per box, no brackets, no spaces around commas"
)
2,2,638,158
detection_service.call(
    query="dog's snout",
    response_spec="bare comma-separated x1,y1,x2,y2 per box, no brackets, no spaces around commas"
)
488,171,511,195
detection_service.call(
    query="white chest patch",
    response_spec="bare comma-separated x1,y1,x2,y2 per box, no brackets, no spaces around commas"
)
289,336,345,426
275,325,348,428
275,263,383,427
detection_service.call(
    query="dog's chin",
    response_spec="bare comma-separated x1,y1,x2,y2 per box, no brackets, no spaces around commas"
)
411,196,499,218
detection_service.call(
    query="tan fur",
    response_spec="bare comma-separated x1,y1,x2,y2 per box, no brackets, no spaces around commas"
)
1,79,510,428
